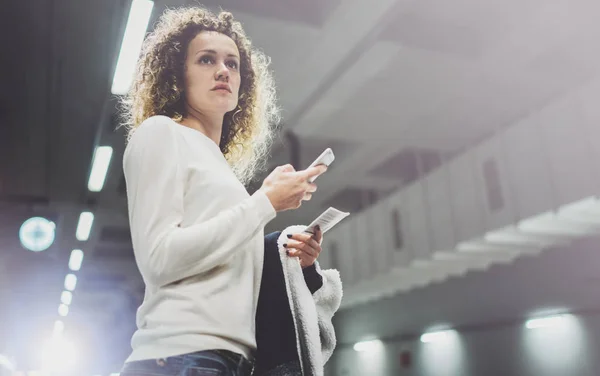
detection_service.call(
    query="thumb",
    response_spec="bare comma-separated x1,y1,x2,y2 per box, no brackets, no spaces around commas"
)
313,225,323,244
301,165,327,179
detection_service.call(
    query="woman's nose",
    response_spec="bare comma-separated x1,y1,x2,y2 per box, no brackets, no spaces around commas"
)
215,64,230,81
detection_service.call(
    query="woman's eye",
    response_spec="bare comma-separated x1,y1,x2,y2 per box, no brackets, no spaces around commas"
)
199,56,214,64
226,60,239,69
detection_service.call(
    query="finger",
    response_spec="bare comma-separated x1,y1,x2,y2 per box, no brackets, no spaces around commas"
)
303,193,312,201
285,248,301,257
285,245,315,259
284,240,310,254
289,232,323,249
305,183,317,193
285,240,319,258
288,232,318,244
313,225,323,244
299,165,327,180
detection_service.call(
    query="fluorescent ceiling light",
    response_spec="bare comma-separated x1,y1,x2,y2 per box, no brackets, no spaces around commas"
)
64,274,77,291
58,304,69,317
526,314,570,329
111,0,154,95
420,329,456,343
61,291,73,305
76,212,94,241
69,249,84,271
353,339,383,352
88,146,113,192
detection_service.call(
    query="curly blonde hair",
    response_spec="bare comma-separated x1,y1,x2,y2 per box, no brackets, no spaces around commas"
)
120,6,280,184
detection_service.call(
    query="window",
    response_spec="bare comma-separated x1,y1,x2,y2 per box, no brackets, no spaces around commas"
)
482,158,505,212
329,241,340,270
391,209,404,250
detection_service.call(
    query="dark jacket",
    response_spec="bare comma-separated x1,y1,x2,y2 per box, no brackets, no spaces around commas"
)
254,226,343,376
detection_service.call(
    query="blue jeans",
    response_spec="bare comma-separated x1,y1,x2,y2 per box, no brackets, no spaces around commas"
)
119,350,254,376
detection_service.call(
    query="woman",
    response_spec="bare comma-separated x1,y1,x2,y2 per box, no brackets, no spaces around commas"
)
119,7,328,376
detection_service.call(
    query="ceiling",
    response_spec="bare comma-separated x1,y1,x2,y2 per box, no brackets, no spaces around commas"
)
1,0,600,373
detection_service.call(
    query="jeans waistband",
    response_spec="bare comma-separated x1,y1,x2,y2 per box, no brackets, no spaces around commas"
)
120,349,255,376
211,349,254,375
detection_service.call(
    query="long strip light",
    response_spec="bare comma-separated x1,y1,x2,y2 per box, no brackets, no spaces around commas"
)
525,314,570,329
88,146,113,192
58,304,69,317
60,291,73,305
420,329,456,343
69,249,84,271
111,0,154,95
64,274,77,292
76,212,94,241
353,339,383,352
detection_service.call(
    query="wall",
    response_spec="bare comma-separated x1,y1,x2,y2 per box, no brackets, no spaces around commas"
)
327,313,600,376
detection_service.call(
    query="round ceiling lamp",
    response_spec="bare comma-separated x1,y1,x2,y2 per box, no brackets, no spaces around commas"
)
19,216,56,252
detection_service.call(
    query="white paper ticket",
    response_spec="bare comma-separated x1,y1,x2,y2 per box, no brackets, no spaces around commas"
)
304,207,350,235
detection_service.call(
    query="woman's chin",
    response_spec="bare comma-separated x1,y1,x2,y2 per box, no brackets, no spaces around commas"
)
209,98,237,114
192,98,237,116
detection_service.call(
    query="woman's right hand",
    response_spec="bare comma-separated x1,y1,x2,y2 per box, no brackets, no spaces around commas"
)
259,164,328,212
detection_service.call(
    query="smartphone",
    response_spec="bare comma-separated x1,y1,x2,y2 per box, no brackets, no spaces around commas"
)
307,148,335,183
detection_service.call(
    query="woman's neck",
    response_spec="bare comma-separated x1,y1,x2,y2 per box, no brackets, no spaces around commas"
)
180,110,224,146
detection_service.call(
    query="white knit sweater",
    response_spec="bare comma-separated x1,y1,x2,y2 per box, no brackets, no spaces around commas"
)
123,115,276,362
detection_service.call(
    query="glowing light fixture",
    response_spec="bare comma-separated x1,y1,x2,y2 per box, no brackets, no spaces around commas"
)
58,304,69,317
68,249,84,271
61,291,73,305
64,274,77,292
526,314,570,330
19,217,56,252
88,146,113,192
353,339,383,352
111,0,154,95
76,212,94,241
420,329,457,343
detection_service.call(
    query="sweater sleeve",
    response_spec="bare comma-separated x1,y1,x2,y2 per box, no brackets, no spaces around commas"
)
123,117,277,287
303,263,324,294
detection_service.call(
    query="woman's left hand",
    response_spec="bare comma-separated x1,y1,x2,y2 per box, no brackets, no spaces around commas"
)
284,225,323,268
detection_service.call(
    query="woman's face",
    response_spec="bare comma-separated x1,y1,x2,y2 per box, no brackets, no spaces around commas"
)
183,31,241,116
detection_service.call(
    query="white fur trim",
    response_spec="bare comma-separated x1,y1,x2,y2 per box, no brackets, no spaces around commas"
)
277,225,343,376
